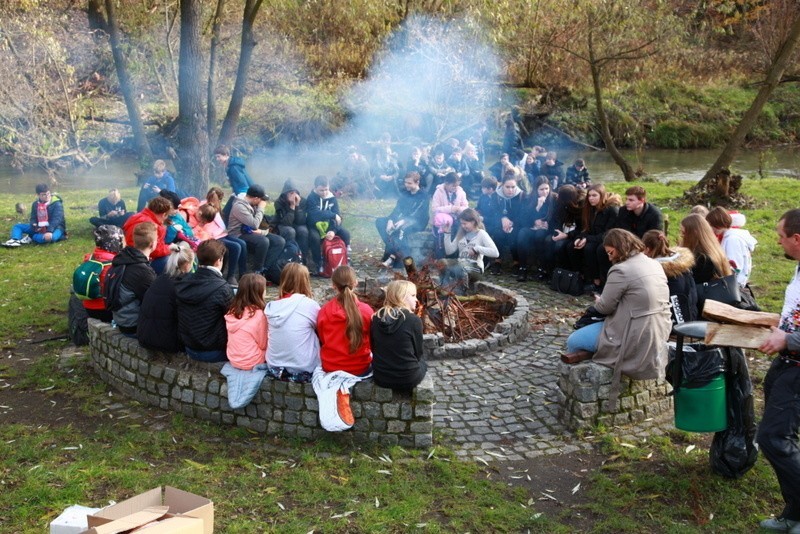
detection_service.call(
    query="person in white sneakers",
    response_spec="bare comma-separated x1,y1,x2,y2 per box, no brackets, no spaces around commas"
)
4,184,66,247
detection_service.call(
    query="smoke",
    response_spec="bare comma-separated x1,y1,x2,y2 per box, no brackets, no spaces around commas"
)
249,15,505,193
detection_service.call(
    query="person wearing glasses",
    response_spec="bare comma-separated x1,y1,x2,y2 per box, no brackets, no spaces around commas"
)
4,183,66,247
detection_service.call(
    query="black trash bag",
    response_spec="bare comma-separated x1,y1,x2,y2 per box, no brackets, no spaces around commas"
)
67,293,90,346
666,343,726,389
709,347,758,478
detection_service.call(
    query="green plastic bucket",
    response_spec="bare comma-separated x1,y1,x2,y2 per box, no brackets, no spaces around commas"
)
674,374,727,432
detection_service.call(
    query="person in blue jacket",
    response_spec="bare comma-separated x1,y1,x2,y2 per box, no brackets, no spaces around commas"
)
214,144,254,197
137,159,176,211
4,183,66,247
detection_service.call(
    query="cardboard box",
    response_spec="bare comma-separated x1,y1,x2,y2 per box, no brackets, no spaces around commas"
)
85,487,213,534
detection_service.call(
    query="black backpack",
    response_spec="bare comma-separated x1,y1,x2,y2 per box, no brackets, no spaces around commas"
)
263,240,303,284
102,264,127,312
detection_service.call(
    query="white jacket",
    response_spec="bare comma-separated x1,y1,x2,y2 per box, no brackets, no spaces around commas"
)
265,293,321,373
721,228,757,286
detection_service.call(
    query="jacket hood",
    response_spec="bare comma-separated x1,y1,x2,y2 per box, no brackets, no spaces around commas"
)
655,246,695,278
113,246,151,267
228,156,247,169
725,228,757,251
265,293,309,327
495,184,523,199
280,179,299,195
225,310,256,335
375,308,410,335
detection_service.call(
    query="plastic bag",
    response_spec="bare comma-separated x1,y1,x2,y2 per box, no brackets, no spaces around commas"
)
666,342,726,389
709,347,758,478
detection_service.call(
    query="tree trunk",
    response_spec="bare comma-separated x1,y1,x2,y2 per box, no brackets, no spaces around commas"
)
588,51,636,181
207,0,226,146
697,14,800,188
104,0,153,168
217,0,263,147
176,0,210,196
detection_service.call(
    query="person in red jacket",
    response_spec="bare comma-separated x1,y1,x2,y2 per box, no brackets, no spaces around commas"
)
123,195,179,274
317,265,373,376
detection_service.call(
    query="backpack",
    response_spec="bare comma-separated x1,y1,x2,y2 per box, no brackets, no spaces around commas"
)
321,236,348,278
102,263,127,312
67,292,90,346
72,256,111,300
263,240,303,285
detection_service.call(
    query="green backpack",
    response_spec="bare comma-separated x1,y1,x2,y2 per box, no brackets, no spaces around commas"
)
72,257,110,300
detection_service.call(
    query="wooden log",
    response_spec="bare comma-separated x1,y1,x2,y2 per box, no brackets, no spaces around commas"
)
702,299,780,328
704,323,772,350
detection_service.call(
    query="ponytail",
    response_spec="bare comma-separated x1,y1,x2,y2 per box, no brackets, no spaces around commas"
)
331,265,363,354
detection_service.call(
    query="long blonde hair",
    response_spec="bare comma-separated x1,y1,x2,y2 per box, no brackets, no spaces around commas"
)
374,280,416,321
331,265,363,353
680,214,733,277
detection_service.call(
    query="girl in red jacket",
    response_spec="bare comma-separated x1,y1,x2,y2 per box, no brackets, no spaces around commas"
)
317,266,373,376
224,273,268,370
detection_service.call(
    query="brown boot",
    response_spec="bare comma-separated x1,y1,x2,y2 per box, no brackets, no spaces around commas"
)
560,350,593,364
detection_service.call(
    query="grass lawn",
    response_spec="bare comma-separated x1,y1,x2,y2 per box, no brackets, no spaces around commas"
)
0,178,797,532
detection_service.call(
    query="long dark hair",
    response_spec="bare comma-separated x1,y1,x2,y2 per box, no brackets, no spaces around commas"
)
581,184,609,232
227,273,266,319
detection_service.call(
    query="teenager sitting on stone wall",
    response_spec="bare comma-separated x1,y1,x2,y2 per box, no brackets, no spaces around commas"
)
110,221,159,337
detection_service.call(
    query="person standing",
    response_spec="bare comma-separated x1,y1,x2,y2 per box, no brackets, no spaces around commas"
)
757,208,800,534
213,145,254,197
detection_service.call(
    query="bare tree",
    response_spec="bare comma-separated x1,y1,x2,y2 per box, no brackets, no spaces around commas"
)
217,0,264,147
176,0,210,196
207,0,226,144
695,8,800,191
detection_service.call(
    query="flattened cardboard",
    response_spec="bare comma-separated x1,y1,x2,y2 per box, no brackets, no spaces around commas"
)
83,506,168,534
86,486,213,534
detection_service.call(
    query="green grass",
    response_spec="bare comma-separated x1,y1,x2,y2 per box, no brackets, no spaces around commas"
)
0,179,797,532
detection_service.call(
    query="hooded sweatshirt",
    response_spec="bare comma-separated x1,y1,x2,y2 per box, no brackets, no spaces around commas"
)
721,228,757,286
265,293,321,373
487,184,525,233
225,308,268,370
226,156,254,195
370,308,426,390
175,266,233,351
317,297,373,375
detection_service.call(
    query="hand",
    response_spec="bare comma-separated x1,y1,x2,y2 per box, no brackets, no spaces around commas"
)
386,220,394,233
501,217,513,233
553,230,566,241
574,238,586,250
335,214,342,226
258,200,267,210
760,327,788,355
260,228,270,236
107,210,118,217
325,231,335,241
536,197,546,209
153,186,161,193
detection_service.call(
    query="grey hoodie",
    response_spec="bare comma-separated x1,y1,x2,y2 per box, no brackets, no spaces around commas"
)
265,293,321,373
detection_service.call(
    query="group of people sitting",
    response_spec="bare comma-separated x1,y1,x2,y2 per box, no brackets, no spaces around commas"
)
79,218,426,392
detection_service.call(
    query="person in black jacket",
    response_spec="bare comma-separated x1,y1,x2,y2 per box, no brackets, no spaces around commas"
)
568,184,619,291
485,175,526,274
376,172,430,268
109,222,160,336
516,177,556,281
273,179,309,263
565,159,591,189
614,186,664,238
542,152,566,190
138,242,195,354
306,175,351,274
549,185,585,275
90,188,132,228
175,240,234,362
642,230,697,325
370,280,426,392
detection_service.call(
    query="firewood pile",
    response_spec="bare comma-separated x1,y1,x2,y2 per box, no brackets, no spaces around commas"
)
358,259,514,343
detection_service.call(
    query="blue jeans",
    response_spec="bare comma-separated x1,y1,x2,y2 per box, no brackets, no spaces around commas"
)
185,347,228,363
566,321,603,353
11,223,64,243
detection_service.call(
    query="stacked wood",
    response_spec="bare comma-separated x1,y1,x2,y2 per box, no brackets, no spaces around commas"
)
701,300,780,349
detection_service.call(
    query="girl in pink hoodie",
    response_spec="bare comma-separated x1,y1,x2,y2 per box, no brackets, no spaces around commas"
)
224,273,268,370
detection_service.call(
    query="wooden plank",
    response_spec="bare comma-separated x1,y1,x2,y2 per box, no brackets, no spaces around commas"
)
702,299,780,328
704,323,772,349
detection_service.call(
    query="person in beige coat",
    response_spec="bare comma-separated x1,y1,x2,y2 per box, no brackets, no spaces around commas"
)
563,228,672,408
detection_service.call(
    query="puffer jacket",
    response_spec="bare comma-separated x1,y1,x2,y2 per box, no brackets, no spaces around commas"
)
110,246,156,334
654,246,698,325
175,267,234,351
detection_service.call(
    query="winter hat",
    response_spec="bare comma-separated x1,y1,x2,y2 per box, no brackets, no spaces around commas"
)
94,224,125,253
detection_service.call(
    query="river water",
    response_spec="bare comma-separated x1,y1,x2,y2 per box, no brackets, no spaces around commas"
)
1,147,798,196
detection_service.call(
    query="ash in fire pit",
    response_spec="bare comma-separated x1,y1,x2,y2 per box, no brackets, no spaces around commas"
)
358,258,514,343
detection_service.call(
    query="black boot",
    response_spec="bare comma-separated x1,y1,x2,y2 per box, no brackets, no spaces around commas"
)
516,267,528,282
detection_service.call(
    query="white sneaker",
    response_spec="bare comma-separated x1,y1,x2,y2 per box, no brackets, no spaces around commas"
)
760,517,800,532
3,239,20,247
19,235,32,244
